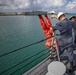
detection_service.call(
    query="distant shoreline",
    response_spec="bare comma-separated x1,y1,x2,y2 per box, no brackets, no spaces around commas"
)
0,11,47,16
0,11,61,16
0,11,75,16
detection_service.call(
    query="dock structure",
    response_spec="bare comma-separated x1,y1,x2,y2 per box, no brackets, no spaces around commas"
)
0,11,48,16
0,11,68,16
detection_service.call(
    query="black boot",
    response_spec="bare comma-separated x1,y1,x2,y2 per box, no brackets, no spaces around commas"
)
69,62,76,73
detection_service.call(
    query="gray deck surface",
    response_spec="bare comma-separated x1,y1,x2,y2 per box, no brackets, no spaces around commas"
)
61,49,76,75
23,49,76,75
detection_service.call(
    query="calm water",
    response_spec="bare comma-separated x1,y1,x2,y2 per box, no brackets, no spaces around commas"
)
0,14,75,75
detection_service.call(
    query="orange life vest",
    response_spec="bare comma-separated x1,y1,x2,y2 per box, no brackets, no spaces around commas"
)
39,15,58,50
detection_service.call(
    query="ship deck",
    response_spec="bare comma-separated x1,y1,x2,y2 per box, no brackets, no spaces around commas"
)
45,49,76,75
62,49,76,75
23,48,76,75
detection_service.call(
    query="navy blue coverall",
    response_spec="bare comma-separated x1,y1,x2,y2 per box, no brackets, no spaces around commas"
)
72,21,76,44
53,18,74,62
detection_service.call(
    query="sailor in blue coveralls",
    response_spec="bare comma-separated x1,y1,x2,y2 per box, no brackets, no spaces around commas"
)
52,12,76,72
69,16,76,47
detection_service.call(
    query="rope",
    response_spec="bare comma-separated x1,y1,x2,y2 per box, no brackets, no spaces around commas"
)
0,34,60,74
0,33,60,58
0,37,51,57
0,48,50,75
0,35,59,74
10,51,50,75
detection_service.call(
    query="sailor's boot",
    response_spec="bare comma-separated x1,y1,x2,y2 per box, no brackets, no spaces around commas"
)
69,62,76,73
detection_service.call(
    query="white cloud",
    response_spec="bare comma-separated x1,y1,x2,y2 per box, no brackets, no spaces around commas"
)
31,0,67,11
0,0,31,11
0,0,67,11
47,0,66,7
14,0,30,9
0,0,76,12
33,0,67,10
66,1,76,9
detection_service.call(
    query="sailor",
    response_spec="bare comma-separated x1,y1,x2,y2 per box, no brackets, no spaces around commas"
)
69,16,76,47
52,12,76,72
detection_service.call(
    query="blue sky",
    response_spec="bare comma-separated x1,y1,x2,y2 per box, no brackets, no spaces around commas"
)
0,0,76,13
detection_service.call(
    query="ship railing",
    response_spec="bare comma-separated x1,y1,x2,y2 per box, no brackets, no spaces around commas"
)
0,34,60,75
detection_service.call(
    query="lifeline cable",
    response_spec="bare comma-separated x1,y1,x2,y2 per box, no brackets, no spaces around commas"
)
0,34,60,58
0,37,53,57
0,48,50,75
10,46,68,75
10,51,51,75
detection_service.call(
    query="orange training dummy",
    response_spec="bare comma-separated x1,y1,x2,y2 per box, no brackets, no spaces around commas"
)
39,15,58,50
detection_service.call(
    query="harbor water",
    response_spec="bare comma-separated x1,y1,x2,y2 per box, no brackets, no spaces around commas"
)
0,14,75,75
